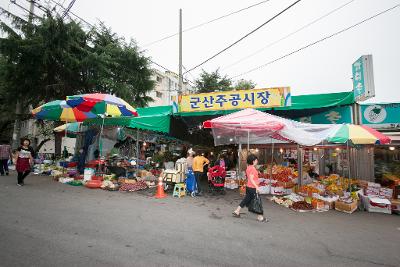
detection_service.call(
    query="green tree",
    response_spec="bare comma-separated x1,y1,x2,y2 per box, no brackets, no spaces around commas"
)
0,9,155,148
233,79,256,90
194,69,232,93
85,25,154,107
0,9,155,107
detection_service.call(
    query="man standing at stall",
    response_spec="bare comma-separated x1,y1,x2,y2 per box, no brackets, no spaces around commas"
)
0,140,12,176
192,153,209,196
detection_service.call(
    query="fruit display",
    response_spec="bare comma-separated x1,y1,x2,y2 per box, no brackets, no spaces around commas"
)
271,196,293,208
101,180,119,191
326,184,343,194
299,185,320,196
103,174,116,181
119,180,148,192
259,165,297,182
291,201,314,211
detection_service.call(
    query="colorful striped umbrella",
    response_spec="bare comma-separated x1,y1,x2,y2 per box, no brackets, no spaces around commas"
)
66,93,138,117
32,100,97,122
327,124,391,145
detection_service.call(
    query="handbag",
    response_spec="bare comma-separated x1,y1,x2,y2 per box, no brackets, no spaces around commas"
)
248,193,263,214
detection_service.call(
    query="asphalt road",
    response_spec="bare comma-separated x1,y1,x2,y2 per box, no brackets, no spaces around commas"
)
0,174,399,267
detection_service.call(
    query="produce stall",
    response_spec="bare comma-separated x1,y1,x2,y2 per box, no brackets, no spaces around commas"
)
203,108,397,215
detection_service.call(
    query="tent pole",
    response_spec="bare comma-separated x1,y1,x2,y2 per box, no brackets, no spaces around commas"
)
270,137,274,180
297,145,303,187
247,130,250,156
347,140,351,192
238,141,242,178
63,120,68,174
136,128,140,175
98,115,105,174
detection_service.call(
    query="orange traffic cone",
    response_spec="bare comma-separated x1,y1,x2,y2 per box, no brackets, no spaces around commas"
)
155,176,166,199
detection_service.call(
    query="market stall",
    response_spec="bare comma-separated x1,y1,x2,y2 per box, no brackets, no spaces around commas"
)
203,108,397,215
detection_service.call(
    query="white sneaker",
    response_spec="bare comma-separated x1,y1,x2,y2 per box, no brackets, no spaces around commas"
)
17,183,23,186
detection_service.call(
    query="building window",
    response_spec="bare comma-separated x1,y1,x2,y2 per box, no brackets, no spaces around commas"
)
156,76,162,83
156,91,163,98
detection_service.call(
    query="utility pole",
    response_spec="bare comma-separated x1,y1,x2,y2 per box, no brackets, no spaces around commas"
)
178,9,183,93
28,0,35,23
12,0,35,149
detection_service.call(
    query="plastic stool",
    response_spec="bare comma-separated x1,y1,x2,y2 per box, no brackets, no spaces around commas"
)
173,183,186,198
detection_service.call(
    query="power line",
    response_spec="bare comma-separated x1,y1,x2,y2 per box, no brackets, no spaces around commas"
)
47,0,94,27
27,0,53,15
232,3,400,79
222,0,355,71
8,0,190,88
61,0,76,19
149,59,194,85
143,0,273,47
9,0,39,19
0,5,29,22
45,0,186,87
182,65,197,85
184,0,302,74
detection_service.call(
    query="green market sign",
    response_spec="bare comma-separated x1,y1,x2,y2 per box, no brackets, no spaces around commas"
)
361,103,400,129
297,106,352,124
352,55,375,102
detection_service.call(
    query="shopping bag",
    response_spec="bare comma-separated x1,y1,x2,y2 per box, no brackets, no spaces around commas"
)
248,193,263,214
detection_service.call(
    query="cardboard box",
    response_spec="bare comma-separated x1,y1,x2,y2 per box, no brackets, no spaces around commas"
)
278,181,295,189
367,182,381,188
365,187,380,196
324,200,335,210
335,200,358,214
361,195,391,214
391,199,400,214
379,188,393,199
271,186,285,195
394,185,400,199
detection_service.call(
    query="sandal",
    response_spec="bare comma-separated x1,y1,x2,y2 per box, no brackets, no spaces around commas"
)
232,212,241,218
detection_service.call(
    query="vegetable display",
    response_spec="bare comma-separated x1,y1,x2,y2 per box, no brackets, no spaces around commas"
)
291,201,314,211
119,180,148,192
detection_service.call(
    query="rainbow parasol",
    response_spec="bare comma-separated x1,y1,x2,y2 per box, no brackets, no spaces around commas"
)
66,93,138,117
327,124,391,145
32,100,97,122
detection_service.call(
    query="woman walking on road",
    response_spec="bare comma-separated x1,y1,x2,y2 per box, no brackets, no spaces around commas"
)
15,138,34,186
232,154,268,222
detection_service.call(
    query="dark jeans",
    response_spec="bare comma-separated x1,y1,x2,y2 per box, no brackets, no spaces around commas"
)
0,159,8,175
17,171,30,184
194,171,202,193
239,187,263,215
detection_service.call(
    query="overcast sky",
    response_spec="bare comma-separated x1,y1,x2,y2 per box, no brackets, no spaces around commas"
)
3,0,400,103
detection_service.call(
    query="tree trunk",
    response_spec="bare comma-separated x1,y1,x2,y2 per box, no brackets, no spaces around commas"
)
54,133,62,158
35,138,51,154
11,100,22,149
54,121,63,158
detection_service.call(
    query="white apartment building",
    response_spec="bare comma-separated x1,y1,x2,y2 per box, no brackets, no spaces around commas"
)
148,69,194,107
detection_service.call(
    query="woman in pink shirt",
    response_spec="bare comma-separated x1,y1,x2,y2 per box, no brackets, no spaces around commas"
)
233,154,268,222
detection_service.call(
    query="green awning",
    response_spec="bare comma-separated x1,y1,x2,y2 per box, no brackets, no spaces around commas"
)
136,105,172,117
83,105,172,133
175,91,355,117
